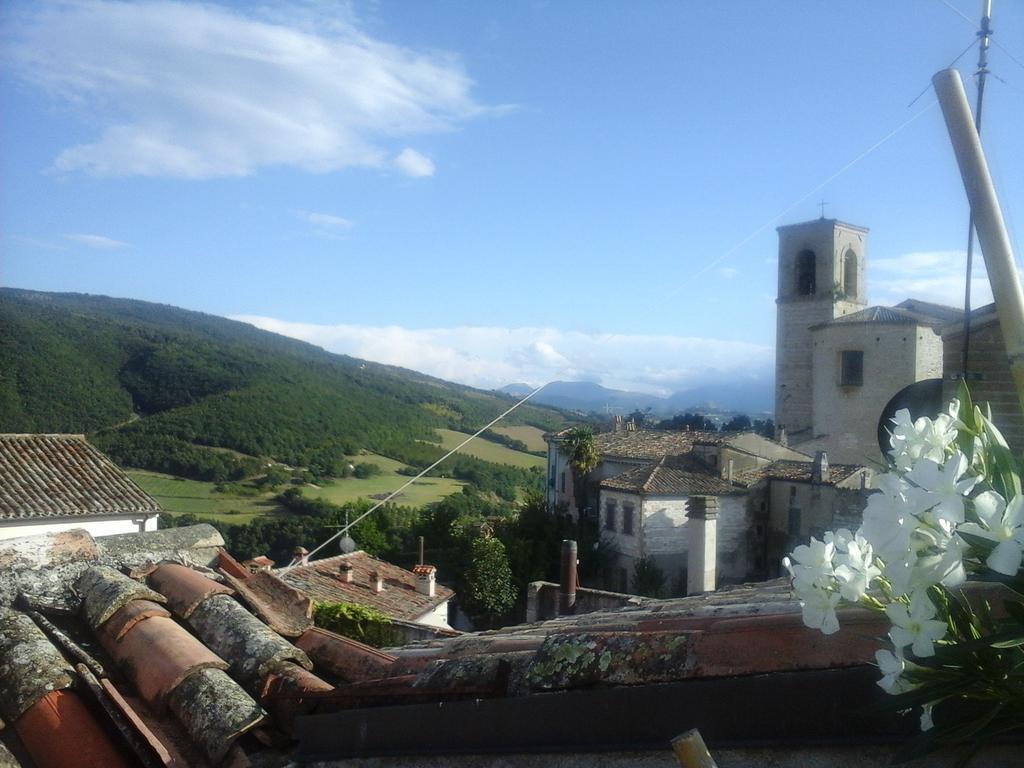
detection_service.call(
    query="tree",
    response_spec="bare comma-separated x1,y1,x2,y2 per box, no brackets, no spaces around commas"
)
722,414,752,432
563,426,599,514
632,556,666,598
462,535,515,627
753,418,775,439
656,412,717,432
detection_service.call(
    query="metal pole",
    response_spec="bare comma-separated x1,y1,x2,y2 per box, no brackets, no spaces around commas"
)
961,0,994,377
933,68,1024,412
558,539,577,615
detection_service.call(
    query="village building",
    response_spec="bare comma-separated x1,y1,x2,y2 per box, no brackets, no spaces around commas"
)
774,218,965,464
0,433,161,541
543,426,853,593
775,216,1024,463
277,550,455,633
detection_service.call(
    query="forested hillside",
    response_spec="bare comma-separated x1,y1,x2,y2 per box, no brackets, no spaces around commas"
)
0,289,565,485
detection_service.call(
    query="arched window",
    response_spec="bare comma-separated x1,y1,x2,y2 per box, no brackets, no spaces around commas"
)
843,249,858,299
796,250,816,296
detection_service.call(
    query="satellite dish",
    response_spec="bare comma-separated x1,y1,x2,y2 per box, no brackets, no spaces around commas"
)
877,378,944,458
339,535,357,554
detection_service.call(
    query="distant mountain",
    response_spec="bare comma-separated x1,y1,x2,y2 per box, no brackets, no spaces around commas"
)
0,289,568,483
498,378,773,417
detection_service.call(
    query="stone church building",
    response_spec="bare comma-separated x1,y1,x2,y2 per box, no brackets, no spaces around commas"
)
774,217,967,465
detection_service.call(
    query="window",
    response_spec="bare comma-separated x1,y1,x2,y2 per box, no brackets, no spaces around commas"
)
622,504,634,535
840,350,864,386
796,250,816,296
788,507,801,536
843,249,857,298
549,466,555,489
604,500,617,532
560,471,566,493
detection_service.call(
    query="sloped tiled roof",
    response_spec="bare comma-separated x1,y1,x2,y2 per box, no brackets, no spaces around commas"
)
812,300,962,330
0,434,161,521
600,457,742,496
277,551,453,622
732,459,864,487
894,298,964,324
590,430,745,460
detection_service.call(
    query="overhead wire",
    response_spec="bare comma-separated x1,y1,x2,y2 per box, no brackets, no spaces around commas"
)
291,1,1017,565
279,381,550,572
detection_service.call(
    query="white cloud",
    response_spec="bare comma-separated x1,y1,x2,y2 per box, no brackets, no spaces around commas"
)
393,148,436,178
230,315,774,395
295,210,354,230
4,2,487,178
64,233,128,249
869,250,993,308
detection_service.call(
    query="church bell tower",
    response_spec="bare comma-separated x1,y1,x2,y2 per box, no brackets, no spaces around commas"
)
775,218,868,443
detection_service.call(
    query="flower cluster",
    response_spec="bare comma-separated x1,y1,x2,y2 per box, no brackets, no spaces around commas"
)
784,385,1024,739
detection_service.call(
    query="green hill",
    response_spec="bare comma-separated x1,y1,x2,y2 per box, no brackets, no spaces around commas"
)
0,288,564,491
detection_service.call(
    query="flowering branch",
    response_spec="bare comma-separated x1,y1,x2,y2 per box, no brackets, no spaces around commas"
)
784,381,1024,763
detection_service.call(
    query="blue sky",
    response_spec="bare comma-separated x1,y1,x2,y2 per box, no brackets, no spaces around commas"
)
2,1,1023,396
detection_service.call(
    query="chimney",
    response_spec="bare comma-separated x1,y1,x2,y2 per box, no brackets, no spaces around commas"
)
292,546,309,567
370,570,384,593
558,539,578,615
726,458,734,482
338,561,354,583
413,564,437,597
613,414,623,432
777,427,788,447
812,451,829,484
686,496,719,595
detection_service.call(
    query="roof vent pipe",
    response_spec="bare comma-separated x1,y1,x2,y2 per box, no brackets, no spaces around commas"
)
811,451,829,485
558,540,577,615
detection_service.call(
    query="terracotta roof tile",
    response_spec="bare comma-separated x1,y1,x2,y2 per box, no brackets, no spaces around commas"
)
277,551,453,622
733,459,865,486
589,430,745,460
599,457,743,496
0,434,161,521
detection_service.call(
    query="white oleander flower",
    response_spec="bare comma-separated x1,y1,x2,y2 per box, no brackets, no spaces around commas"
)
920,703,934,732
799,584,841,635
860,476,922,562
886,591,948,658
787,536,836,589
875,648,913,694
905,452,979,526
834,533,882,602
959,492,1024,576
889,404,960,471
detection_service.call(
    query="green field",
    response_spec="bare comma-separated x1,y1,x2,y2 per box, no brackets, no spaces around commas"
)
129,470,280,525
491,425,549,453
432,429,546,469
301,453,465,507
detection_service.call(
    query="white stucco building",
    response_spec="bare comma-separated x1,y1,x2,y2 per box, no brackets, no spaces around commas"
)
0,433,161,541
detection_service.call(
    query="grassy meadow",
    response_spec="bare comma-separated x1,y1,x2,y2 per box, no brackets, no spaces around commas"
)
432,429,546,469
301,453,465,507
490,424,549,453
129,470,280,525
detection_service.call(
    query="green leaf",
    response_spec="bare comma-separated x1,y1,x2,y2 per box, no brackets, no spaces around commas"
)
958,530,998,554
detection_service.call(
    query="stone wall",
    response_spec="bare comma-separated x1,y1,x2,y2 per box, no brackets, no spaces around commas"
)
525,581,641,623
810,321,942,465
944,316,1024,454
